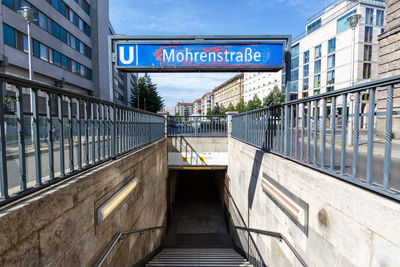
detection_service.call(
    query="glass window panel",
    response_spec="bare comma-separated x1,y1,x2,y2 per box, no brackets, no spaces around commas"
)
365,8,373,25
53,21,60,39
314,75,320,88
23,35,28,52
69,9,74,23
51,0,58,10
3,0,14,9
54,51,61,66
87,68,92,80
363,63,371,79
61,55,68,70
33,40,40,57
60,27,67,43
40,43,48,61
364,45,372,61
39,12,47,30
86,47,91,58
304,51,309,64
80,42,84,54
80,65,86,77
71,35,76,49
47,18,52,33
49,48,53,63
85,24,91,36
292,44,299,57
3,24,15,47
59,1,66,16
315,45,321,59
79,18,84,31
292,57,299,69
85,1,90,15
314,60,321,73
71,60,77,73
337,10,356,33
328,54,335,69
303,78,309,90
376,10,384,26
303,64,309,77
291,69,299,81
365,26,373,42
327,70,335,85
328,38,336,54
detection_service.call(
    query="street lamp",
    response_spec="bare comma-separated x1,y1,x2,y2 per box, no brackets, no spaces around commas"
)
18,6,34,80
18,6,35,143
346,13,361,145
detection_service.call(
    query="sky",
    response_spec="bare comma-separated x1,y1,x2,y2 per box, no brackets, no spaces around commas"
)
109,0,333,107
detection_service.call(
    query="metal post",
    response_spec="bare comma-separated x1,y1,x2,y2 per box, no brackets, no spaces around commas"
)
383,85,394,190
352,92,360,179
16,87,27,190
340,94,348,175
32,88,42,185
0,82,8,198
366,88,375,185
284,44,292,157
330,97,336,171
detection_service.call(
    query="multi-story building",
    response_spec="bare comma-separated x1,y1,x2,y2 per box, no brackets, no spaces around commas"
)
244,72,282,103
289,0,385,115
175,102,193,117
193,98,202,114
0,0,132,104
162,105,175,115
213,73,244,109
201,92,213,115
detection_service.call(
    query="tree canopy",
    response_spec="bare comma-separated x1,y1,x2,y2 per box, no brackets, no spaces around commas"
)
130,74,164,112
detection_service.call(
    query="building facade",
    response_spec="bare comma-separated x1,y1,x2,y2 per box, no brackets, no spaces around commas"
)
244,72,282,103
0,0,132,105
213,73,244,109
200,92,213,115
378,0,400,138
290,0,385,109
193,98,201,114
175,102,193,117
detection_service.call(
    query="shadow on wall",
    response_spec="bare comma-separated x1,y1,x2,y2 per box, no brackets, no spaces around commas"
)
248,150,264,209
168,136,208,166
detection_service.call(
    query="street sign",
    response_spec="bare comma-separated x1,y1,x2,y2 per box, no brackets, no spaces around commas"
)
115,42,285,72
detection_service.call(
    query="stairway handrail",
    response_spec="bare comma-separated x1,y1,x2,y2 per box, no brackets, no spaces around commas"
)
234,226,308,267
96,225,165,267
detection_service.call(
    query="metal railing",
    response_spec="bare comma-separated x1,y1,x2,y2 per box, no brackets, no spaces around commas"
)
0,73,165,205
167,115,227,137
96,225,165,267
232,75,400,201
234,226,308,267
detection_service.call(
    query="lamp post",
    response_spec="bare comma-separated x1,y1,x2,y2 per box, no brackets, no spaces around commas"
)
346,13,361,145
18,6,35,144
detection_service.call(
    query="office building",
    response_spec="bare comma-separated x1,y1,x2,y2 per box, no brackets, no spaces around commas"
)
200,92,213,115
213,73,244,109
175,102,193,116
244,72,282,103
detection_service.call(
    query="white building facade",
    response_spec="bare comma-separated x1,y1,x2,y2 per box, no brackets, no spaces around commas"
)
201,92,214,115
244,72,282,103
291,0,385,112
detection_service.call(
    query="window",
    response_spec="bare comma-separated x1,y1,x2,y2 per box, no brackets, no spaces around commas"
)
71,60,77,73
51,0,58,10
314,75,320,88
60,27,67,43
292,44,299,58
292,57,299,69
80,42,85,54
47,18,52,33
327,70,335,85
39,12,47,30
54,51,61,66
337,10,356,33
80,65,86,77
71,35,76,49
363,63,371,79
364,45,372,61
315,45,321,59
23,35,28,52
303,78,309,90
87,69,92,80
3,0,13,9
40,43,48,61
365,26,373,42
3,24,15,47
33,40,39,58
291,69,299,81
328,55,335,69
328,38,336,54
327,86,334,92
69,9,74,23
61,55,68,70
304,64,309,77
86,47,91,58
302,92,309,98
53,21,60,39
307,18,321,34
365,8,373,25
314,60,321,73
78,18,84,31
376,10,384,26
304,51,309,64
59,1,66,16
49,48,53,63
314,89,320,96
85,24,91,36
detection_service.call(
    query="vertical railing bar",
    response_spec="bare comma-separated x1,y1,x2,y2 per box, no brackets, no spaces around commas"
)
16,86,27,190
366,88,376,185
77,99,82,170
313,100,318,165
330,97,337,172
383,84,394,190
84,101,89,166
290,105,293,157
57,94,65,177
32,88,42,186
111,106,116,158
352,92,361,179
97,103,100,160
0,82,8,198
295,104,299,159
91,102,95,164
67,97,74,173
340,94,348,176
301,103,305,162
102,104,105,160
307,102,311,164
321,98,327,169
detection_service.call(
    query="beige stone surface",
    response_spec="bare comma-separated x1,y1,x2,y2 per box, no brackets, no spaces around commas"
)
227,138,400,267
0,139,168,267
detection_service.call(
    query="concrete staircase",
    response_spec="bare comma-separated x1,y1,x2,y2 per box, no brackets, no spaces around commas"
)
145,248,253,267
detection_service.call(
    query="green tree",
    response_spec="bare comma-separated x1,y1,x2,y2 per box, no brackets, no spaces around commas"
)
246,95,262,111
226,102,235,112
262,85,285,107
135,74,164,112
129,76,139,108
235,98,246,113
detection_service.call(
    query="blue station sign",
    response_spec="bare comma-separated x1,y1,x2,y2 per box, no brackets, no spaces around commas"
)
115,42,285,72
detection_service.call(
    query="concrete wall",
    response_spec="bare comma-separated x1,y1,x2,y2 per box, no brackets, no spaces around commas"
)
0,139,168,267
378,0,400,138
227,138,400,267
